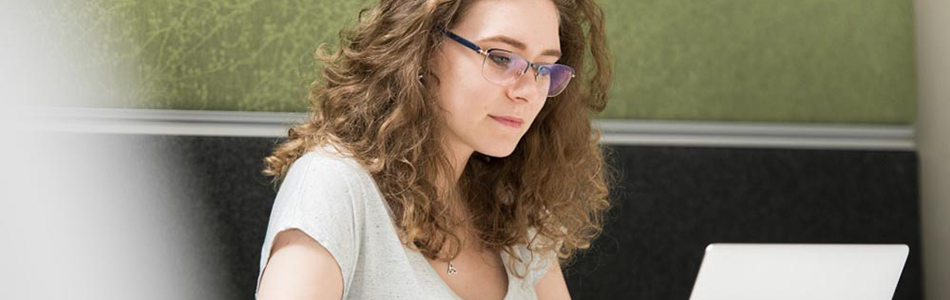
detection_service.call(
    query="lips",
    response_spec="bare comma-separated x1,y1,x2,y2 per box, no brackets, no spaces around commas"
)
489,115,524,128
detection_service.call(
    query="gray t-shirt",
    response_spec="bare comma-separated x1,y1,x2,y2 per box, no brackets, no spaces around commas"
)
255,144,557,299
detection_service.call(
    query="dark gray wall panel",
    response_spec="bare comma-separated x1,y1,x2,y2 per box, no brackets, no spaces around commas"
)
96,135,920,299
574,145,921,299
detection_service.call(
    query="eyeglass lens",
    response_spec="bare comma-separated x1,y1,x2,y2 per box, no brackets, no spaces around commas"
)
482,49,574,97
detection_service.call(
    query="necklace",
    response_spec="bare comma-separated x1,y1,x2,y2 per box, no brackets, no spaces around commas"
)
447,260,458,275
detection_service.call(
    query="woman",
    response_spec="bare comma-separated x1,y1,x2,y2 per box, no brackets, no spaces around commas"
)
256,0,614,298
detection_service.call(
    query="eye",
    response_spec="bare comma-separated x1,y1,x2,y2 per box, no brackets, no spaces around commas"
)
488,54,511,67
537,65,552,76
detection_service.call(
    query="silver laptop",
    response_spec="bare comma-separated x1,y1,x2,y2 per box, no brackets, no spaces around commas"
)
689,243,909,300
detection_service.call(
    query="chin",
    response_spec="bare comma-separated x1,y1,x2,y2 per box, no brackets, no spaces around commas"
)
477,143,518,158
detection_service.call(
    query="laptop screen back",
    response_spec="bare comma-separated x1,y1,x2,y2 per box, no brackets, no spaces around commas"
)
689,243,909,300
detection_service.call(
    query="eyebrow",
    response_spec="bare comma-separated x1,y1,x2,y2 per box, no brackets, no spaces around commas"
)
478,35,562,58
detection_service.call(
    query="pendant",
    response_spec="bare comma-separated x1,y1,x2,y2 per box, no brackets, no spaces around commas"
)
447,261,458,275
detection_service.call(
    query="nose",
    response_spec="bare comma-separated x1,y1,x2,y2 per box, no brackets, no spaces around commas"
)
506,67,543,103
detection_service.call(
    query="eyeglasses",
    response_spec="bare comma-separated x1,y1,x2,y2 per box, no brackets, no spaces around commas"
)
444,30,575,98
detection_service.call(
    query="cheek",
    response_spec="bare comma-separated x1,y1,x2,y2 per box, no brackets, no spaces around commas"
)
440,87,489,130
437,72,496,126
436,50,501,110
524,98,547,126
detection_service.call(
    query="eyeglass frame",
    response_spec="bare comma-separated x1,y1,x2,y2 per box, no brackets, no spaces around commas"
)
442,29,575,97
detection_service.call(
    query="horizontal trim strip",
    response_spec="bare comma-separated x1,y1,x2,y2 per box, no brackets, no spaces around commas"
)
595,120,915,150
19,107,915,150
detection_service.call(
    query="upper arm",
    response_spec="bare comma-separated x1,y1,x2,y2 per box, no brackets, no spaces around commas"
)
535,261,571,300
257,155,363,299
257,229,344,300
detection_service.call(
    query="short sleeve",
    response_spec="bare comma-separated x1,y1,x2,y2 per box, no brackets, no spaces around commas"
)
255,151,365,298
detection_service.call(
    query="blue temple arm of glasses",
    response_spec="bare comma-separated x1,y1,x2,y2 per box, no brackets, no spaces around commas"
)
444,30,486,54
444,29,576,79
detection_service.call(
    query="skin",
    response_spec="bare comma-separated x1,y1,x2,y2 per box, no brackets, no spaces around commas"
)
257,229,343,300
258,0,572,299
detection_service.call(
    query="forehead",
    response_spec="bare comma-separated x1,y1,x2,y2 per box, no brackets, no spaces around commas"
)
451,0,561,54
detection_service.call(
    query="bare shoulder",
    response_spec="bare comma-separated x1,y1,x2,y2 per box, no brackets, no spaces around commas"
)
257,228,345,300
535,261,571,300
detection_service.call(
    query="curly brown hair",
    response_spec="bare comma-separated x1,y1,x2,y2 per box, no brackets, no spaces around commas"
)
263,0,616,278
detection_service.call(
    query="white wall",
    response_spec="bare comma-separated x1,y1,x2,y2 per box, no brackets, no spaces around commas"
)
914,0,950,299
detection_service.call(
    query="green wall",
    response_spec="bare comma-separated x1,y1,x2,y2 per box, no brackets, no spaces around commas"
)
45,0,916,124
601,0,916,123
